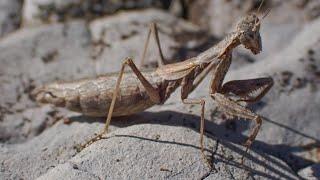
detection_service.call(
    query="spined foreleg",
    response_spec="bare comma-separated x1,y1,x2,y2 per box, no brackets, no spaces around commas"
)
211,77,273,163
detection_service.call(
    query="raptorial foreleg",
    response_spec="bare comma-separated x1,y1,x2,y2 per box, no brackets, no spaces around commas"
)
211,93,263,164
220,77,274,103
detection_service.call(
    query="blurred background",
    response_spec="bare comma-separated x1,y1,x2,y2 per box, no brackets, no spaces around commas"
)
0,0,320,179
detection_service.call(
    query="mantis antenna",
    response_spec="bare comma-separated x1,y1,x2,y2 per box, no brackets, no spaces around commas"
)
256,0,265,14
253,0,265,29
253,0,272,30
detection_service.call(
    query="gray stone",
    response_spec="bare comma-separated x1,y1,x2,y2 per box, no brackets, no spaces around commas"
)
0,20,92,143
0,120,102,180
298,163,320,180
38,124,298,180
89,9,202,73
0,0,22,37
22,0,169,25
1,3,319,179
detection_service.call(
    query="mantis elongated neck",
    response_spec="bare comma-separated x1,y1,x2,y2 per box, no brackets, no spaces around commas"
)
196,31,240,64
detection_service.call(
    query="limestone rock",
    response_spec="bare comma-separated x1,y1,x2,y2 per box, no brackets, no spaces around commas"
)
0,0,22,37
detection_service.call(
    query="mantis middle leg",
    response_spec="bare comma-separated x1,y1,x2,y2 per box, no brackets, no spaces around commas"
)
180,69,212,167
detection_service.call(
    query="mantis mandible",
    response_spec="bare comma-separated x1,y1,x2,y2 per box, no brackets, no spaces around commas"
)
32,9,273,167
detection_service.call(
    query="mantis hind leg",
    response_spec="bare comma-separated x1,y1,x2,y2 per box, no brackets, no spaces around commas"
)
140,22,166,68
80,57,161,150
180,72,214,169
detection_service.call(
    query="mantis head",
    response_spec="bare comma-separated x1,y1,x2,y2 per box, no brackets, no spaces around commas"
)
236,14,262,54
236,0,271,55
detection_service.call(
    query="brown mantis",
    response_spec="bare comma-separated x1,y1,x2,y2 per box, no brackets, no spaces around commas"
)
32,9,273,167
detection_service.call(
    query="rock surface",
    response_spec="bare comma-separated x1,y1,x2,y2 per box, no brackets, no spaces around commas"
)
0,120,100,179
89,9,203,73
0,0,23,37
0,20,92,143
298,163,320,180
1,1,320,179
22,0,171,25
37,124,298,180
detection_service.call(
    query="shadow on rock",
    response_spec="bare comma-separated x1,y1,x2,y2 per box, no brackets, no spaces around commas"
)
68,109,318,173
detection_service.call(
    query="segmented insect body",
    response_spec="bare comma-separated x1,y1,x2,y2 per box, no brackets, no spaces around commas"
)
34,70,165,117
32,12,273,168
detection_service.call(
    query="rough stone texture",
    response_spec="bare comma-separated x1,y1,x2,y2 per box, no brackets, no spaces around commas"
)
0,0,23,37
0,20,92,143
0,121,101,179
0,9,201,143
89,9,204,73
22,0,171,25
298,163,320,180
1,3,320,179
189,0,320,60
38,124,298,180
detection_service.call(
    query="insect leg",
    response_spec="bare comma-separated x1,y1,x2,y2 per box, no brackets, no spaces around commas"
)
180,73,213,168
211,93,263,164
140,22,166,68
81,57,161,149
220,77,274,103
182,98,210,167
190,60,218,93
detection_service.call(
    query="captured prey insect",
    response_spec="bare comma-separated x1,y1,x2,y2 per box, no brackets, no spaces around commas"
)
32,11,273,167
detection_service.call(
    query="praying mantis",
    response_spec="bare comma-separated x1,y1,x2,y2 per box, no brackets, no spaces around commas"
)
32,8,273,167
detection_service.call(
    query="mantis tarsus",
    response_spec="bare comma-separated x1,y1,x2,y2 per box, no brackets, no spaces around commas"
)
33,12,273,167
